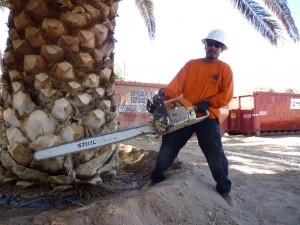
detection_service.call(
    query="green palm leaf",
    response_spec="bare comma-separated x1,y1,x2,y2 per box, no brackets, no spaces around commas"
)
229,0,299,45
230,0,282,45
0,0,298,44
263,0,300,42
135,0,156,40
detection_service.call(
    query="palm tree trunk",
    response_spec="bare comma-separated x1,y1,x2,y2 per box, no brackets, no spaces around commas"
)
0,0,119,185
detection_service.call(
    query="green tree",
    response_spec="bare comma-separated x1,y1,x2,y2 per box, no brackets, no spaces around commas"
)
0,0,155,186
114,63,125,80
1,0,299,43
229,0,299,45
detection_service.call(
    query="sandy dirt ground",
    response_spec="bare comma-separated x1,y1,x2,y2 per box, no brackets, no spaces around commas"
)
0,134,299,225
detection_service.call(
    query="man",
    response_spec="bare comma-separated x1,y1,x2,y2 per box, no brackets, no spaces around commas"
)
151,29,235,206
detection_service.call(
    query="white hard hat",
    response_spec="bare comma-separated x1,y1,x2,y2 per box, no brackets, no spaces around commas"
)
202,29,228,50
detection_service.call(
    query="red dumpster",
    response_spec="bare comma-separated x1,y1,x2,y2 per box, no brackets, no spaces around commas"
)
228,92,300,136
219,105,229,135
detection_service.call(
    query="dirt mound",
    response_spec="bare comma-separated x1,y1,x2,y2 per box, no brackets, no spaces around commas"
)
1,134,300,225
0,143,182,223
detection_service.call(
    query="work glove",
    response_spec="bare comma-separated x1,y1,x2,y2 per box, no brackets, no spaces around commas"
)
147,88,166,114
153,88,166,105
195,99,210,113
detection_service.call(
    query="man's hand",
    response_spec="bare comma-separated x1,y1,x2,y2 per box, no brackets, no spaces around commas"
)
153,88,166,104
195,99,210,113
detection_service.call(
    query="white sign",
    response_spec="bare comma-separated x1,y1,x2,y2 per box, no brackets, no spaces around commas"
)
119,90,152,113
290,98,300,109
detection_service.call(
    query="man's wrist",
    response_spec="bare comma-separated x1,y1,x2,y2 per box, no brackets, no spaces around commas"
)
158,88,165,98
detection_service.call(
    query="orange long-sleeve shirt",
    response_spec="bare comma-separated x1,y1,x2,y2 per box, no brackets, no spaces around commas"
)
164,58,234,123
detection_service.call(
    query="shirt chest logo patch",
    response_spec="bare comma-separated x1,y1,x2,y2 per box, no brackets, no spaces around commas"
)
210,74,219,84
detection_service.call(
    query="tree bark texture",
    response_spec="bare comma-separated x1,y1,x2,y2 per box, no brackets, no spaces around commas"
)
0,0,119,186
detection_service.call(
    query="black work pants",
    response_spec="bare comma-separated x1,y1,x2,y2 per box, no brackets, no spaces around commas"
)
151,118,232,194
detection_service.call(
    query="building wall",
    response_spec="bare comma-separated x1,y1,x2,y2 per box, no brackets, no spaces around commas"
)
115,81,230,134
115,80,166,130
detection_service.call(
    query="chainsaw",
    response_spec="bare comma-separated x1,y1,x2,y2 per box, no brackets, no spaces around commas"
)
34,97,209,160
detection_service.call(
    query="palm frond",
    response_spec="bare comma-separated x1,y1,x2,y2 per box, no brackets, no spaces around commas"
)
135,0,156,40
230,0,285,46
263,0,300,42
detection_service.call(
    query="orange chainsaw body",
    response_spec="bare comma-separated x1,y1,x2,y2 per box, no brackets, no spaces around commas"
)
163,98,197,126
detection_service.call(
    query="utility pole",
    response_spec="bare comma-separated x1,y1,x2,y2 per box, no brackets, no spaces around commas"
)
123,61,126,80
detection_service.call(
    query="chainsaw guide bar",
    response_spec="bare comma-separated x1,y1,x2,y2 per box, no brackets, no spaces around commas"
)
34,125,155,160
34,98,209,160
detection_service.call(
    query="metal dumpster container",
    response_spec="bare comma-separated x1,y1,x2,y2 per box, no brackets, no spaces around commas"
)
219,106,229,135
228,92,300,136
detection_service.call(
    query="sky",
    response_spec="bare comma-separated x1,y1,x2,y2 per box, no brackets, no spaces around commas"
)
0,0,299,95
114,0,300,95
0,9,8,53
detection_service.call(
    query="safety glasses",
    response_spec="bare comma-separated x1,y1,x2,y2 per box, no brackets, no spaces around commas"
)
206,40,224,48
